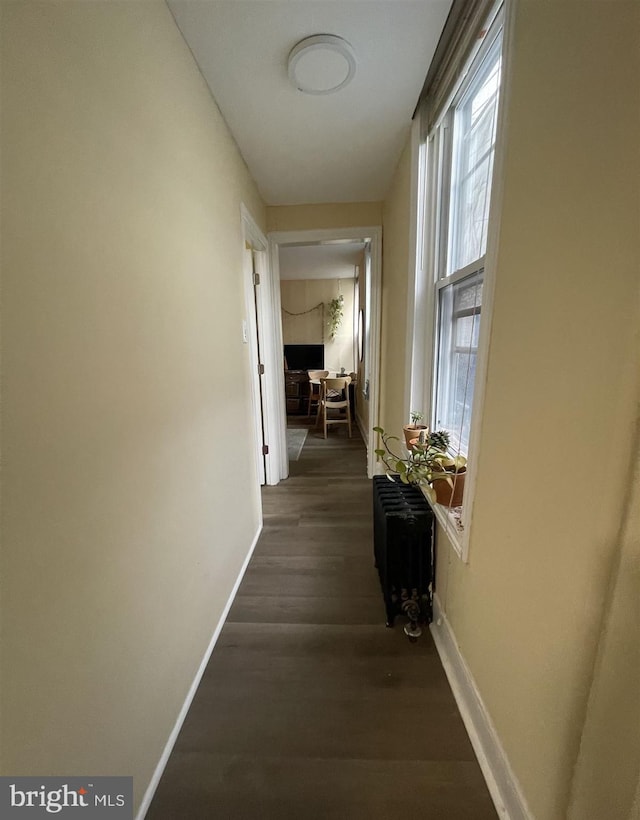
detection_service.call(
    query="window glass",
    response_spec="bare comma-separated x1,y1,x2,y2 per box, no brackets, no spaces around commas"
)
430,26,502,461
448,40,502,275
435,271,483,453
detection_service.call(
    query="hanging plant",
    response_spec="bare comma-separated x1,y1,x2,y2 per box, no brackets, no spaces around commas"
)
327,294,344,340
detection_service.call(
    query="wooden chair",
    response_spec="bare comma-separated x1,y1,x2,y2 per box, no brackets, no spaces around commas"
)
317,376,352,439
307,370,329,418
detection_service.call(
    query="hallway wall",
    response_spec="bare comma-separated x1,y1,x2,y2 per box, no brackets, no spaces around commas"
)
1,0,265,810
567,423,640,819
281,278,356,373
267,201,382,233
444,5,640,817
380,137,412,440
380,2,640,819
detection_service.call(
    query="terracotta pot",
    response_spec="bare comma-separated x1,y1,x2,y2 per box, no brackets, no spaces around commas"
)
432,468,466,507
403,424,427,450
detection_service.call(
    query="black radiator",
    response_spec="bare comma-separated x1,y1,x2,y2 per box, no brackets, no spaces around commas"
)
372,476,434,628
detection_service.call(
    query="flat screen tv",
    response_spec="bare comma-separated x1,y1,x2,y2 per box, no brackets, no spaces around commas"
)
284,344,324,371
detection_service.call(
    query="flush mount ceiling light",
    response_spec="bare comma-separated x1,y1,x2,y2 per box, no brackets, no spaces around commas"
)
287,35,356,95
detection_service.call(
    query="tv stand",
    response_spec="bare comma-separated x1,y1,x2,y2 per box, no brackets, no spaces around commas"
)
284,370,310,415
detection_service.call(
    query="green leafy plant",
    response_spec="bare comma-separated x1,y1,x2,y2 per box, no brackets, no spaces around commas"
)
409,410,424,426
373,425,466,502
327,294,344,340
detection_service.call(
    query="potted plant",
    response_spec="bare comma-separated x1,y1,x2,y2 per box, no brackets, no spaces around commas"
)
327,294,344,340
402,410,428,450
374,425,467,507
429,454,467,507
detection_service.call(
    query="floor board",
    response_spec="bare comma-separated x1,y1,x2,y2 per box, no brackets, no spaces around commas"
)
148,419,497,819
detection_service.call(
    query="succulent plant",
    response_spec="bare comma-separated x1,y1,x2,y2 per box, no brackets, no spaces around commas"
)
429,429,450,451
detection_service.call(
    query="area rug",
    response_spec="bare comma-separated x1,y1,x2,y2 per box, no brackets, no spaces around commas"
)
287,428,308,461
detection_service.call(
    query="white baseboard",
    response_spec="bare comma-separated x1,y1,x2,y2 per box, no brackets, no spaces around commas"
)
356,413,386,478
430,595,533,820
355,413,375,478
136,523,263,819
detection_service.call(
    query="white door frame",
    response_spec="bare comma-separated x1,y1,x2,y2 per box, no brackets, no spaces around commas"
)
269,225,382,479
241,204,288,486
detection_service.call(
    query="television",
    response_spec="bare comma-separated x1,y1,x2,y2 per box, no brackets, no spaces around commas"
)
284,344,324,371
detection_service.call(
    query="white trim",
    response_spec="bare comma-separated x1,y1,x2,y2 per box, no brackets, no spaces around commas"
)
457,0,515,559
136,523,263,820
408,132,438,425
435,256,486,291
366,229,383,479
430,595,533,820
430,497,464,556
355,411,368,446
403,117,421,424
373,462,387,477
269,226,382,479
266,242,289,483
241,203,267,251
242,204,287,486
269,228,375,246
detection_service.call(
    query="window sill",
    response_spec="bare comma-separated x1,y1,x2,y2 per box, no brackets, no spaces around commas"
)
418,486,465,558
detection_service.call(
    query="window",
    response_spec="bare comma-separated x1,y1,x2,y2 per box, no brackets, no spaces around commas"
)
435,270,483,453
448,36,502,275
425,17,503,458
408,5,504,550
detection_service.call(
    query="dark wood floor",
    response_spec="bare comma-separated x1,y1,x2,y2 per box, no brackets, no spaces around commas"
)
147,419,497,819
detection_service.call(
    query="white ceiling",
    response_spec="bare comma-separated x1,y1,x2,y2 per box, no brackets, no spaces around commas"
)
167,0,452,206
279,242,365,280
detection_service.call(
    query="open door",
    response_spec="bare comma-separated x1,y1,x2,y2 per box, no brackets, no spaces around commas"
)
251,250,268,482
242,204,288,486
243,243,266,485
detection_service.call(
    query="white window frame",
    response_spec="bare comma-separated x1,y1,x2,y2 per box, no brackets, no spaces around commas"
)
408,5,510,560
434,263,484,454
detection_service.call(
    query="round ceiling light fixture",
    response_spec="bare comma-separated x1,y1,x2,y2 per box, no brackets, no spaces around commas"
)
287,35,356,95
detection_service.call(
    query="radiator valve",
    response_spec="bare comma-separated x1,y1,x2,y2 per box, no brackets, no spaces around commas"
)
401,600,422,642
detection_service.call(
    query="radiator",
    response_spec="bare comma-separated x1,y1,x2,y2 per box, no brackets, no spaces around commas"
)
372,475,434,628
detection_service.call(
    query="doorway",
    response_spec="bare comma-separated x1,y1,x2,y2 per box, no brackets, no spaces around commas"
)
269,226,382,478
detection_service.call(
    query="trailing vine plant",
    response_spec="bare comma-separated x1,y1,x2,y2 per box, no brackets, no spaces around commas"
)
327,294,344,340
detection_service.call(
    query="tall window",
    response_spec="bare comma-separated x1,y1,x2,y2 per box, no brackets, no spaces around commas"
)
427,18,503,456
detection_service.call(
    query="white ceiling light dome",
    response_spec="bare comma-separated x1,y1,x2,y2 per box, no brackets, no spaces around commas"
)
287,34,356,95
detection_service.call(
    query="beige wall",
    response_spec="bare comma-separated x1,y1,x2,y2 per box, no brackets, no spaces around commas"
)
380,2,640,819
380,136,412,439
449,4,640,818
267,201,383,233
567,421,640,819
281,278,356,373
1,0,265,810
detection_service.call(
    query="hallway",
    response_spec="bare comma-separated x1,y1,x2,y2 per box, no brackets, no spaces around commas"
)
147,423,497,819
